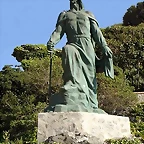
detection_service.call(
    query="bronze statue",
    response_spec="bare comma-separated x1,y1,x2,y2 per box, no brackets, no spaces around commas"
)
46,0,114,113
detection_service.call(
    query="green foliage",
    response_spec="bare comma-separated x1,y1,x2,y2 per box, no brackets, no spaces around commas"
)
0,66,46,143
123,1,144,26
12,44,62,64
101,23,144,91
105,137,142,144
97,66,138,115
12,44,48,62
22,56,63,102
0,131,23,144
129,103,144,142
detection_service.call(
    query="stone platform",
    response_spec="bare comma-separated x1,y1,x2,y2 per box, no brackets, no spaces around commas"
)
37,112,131,144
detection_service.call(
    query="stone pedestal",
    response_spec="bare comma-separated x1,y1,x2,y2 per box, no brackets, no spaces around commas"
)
38,112,131,144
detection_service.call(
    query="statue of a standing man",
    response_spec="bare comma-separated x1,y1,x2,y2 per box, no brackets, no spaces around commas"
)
46,0,114,113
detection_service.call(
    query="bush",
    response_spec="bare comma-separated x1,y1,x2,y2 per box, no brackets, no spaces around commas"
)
22,56,63,103
12,44,48,62
105,137,142,144
97,66,138,115
129,103,144,142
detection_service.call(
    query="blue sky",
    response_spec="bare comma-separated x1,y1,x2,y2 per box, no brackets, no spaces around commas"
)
0,0,142,70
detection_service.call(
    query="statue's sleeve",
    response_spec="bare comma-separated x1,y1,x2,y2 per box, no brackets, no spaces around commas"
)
89,13,114,79
86,11,110,53
89,17,108,53
47,12,66,49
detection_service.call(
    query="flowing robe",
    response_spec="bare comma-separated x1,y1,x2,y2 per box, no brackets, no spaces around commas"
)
46,10,114,113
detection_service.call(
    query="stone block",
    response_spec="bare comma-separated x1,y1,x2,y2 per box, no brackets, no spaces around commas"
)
38,112,131,144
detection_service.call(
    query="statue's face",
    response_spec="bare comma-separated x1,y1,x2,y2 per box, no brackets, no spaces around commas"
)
70,0,78,9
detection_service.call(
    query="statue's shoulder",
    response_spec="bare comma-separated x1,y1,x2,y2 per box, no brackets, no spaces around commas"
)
57,11,67,24
58,11,67,19
85,11,99,26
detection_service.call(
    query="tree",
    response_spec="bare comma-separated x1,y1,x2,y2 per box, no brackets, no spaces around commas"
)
0,66,46,143
123,1,144,26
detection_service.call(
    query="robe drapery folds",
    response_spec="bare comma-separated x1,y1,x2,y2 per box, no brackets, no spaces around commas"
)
46,10,114,113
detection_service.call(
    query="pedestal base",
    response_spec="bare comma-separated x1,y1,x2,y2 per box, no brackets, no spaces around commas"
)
38,112,131,144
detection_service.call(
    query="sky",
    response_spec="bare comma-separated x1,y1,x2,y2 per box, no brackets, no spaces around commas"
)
0,0,142,70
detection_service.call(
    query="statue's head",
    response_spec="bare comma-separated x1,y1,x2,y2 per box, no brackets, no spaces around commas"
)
69,0,84,11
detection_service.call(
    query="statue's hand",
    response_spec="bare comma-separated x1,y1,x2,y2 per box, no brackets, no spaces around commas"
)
47,42,54,52
103,47,113,58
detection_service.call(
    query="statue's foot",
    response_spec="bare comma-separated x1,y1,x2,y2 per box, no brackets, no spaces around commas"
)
44,104,107,114
44,104,81,112
53,104,90,112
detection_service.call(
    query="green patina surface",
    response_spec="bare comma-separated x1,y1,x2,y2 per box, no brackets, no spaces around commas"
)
45,0,114,113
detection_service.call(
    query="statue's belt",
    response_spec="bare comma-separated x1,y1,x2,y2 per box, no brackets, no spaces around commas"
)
67,34,91,40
